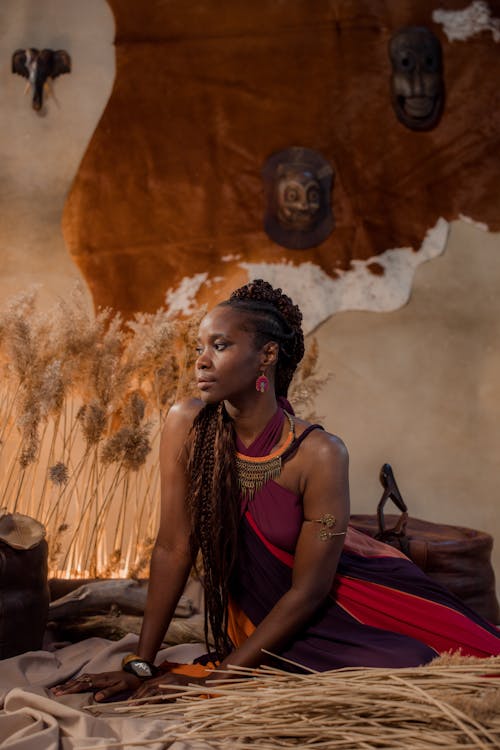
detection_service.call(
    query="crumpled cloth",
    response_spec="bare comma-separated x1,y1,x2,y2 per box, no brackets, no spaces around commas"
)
1,687,170,750
0,635,208,749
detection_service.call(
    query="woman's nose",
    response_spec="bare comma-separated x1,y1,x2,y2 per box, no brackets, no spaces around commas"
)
196,349,211,369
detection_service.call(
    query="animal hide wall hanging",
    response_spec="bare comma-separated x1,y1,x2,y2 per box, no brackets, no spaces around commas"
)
61,0,500,329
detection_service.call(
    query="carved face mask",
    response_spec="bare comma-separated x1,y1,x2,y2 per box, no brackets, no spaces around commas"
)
263,147,334,250
276,169,321,230
389,26,444,131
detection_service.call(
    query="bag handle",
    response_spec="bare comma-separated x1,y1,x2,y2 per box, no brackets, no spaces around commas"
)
375,464,409,549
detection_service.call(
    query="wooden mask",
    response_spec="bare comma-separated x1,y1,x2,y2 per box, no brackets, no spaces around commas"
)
389,27,444,131
263,147,334,250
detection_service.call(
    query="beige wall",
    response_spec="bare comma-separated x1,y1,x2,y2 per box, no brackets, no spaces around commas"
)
0,0,114,309
313,219,500,602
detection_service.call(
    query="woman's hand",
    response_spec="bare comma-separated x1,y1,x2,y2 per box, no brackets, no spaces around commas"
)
52,670,142,702
131,672,206,700
52,670,207,703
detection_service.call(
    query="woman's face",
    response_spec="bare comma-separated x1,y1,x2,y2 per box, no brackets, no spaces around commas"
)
195,307,266,404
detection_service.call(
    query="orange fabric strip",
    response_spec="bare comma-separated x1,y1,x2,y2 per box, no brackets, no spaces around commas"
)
158,659,215,678
157,601,256,680
227,596,256,647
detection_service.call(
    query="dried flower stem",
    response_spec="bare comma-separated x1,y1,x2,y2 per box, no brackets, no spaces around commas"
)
0,381,22,448
86,463,125,574
25,420,49,517
37,412,62,520
12,467,27,513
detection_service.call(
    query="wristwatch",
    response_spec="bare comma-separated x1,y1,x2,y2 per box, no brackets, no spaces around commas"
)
121,653,159,679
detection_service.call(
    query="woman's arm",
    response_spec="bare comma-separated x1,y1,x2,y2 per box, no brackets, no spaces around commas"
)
53,399,201,701
216,431,349,674
136,401,199,661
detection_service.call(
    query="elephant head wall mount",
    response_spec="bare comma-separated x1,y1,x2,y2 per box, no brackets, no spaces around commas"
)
12,48,71,112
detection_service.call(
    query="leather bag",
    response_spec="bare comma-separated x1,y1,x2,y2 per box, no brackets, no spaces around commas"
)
350,464,500,624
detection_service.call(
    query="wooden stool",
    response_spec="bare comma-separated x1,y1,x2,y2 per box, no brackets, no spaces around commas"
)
0,513,50,658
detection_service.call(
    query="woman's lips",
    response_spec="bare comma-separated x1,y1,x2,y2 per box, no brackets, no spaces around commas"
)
197,379,216,390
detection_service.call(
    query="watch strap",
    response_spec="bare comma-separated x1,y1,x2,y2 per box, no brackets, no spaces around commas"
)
121,653,159,679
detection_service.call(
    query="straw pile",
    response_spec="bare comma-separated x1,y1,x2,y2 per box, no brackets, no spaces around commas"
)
97,655,500,749
89,655,500,750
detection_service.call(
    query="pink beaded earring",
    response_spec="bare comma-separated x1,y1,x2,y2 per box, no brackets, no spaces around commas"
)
255,374,270,393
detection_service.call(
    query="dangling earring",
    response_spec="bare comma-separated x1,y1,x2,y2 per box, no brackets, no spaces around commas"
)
255,373,270,393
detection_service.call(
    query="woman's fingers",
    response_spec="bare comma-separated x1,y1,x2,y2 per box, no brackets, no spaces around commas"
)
131,672,200,701
52,670,140,698
92,673,142,701
132,673,174,699
131,683,157,699
131,680,161,700
53,671,204,702
93,679,129,702
52,673,99,695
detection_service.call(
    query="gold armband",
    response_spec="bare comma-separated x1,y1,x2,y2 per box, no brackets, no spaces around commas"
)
307,513,347,541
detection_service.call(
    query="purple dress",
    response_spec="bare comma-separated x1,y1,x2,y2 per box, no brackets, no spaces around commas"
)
226,407,500,671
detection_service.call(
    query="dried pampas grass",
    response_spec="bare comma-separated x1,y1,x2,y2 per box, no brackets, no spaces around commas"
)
94,655,500,749
289,337,329,422
0,287,329,579
0,286,202,577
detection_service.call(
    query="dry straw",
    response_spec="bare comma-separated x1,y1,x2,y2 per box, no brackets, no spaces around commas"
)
87,654,500,749
0,286,202,577
0,286,324,578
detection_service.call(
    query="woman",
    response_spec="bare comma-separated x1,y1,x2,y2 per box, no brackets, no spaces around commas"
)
54,280,500,702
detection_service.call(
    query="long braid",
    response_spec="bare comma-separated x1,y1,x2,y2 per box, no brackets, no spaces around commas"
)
186,280,304,659
186,403,239,659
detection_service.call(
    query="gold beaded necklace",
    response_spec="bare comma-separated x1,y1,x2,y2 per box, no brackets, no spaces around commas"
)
235,411,295,499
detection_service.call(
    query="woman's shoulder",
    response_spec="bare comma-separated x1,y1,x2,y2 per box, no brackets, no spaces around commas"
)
293,416,348,464
162,398,205,441
168,397,205,422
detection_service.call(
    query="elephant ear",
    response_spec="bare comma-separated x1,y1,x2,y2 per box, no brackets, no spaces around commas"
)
12,49,29,77
51,50,71,78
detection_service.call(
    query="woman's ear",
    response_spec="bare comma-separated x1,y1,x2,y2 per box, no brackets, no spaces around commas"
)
261,341,279,367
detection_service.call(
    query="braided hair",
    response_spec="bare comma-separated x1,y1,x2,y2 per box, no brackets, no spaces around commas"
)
186,280,304,659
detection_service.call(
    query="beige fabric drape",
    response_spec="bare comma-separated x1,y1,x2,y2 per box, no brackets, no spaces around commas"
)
0,635,207,749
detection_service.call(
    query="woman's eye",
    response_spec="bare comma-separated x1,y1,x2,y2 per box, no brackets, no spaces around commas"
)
195,346,204,356
214,342,227,351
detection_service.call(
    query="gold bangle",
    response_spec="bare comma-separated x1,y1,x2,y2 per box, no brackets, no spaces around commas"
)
121,653,142,668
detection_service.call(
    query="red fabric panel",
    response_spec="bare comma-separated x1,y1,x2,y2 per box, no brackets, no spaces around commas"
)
334,575,500,657
246,508,500,657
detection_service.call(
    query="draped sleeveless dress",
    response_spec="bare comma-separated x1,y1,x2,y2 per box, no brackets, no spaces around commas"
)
224,406,500,670
163,406,500,679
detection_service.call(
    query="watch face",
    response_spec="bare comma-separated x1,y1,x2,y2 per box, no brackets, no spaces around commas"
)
130,660,154,678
